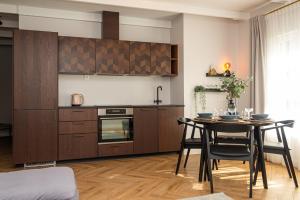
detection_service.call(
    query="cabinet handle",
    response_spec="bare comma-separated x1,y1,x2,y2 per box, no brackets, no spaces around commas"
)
140,108,154,111
72,110,84,113
72,122,85,126
73,135,84,138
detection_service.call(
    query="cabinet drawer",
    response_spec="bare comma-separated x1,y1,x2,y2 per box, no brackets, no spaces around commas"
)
98,142,133,157
59,108,97,121
59,121,97,134
59,133,97,160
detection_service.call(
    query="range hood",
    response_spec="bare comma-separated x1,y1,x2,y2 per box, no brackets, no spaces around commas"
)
102,11,119,40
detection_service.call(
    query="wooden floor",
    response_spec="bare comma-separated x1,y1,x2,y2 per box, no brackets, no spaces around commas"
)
1,138,300,200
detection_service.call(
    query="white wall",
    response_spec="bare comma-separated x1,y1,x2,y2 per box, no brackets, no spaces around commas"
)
170,14,184,105
183,14,238,118
19,15,172,106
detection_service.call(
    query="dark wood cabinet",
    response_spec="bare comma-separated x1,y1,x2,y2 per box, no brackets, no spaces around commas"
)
59,133,97,160
151,43,171,75
158,107,184,152
133,108,158,154
58,108,98,161
13,110,57,164
58,36,96,74
13,30,58,110
129,42,152,75
96,39,129,74
13,30,58,165
59,108,97,122
98,142,133,157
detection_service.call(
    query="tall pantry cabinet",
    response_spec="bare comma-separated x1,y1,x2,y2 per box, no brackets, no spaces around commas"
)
13,30,58,164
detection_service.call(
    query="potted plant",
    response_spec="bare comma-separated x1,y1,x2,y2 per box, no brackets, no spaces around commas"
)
220,74,251,115
194,85,206,113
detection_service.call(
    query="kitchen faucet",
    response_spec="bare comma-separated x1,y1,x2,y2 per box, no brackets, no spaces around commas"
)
154,86,163,105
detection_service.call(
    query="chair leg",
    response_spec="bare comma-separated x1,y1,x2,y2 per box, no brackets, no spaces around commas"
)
212,159,218,170
286,151,298,187
283,154,292,178
175,146,184,175
199,150,204,182
249,159,253,198
206,158,214,193
184,149,191,168
253,158,260,185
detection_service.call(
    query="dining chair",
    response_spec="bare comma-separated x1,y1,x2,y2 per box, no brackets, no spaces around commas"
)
204,123,255,198
175,118,203,175
254,120,298,187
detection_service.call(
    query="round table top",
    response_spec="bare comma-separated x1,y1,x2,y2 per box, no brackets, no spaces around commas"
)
193,117,274,127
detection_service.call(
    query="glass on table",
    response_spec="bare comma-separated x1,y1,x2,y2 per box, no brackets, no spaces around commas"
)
244,107,253,120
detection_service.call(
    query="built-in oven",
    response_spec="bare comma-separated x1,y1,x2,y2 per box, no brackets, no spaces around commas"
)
98,108,134,143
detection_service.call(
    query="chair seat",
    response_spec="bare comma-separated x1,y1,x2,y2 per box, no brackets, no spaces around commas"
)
210,144,250,157
216,135,249,144
184,138,202,148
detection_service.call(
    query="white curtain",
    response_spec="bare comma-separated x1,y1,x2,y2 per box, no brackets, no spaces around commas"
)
264,2,300,168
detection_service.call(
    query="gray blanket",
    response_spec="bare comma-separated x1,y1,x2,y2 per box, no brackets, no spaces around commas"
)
0,167,78,200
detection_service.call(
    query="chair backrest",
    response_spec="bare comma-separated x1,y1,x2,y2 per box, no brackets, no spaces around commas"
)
205,123,253,146
177,117,192,125
206,123,253,133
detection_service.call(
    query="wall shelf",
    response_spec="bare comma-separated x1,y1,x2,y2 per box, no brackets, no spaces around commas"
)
204,88,225,92
206,73,230,77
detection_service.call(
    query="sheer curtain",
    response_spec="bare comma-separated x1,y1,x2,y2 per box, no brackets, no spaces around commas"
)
264,2,300,168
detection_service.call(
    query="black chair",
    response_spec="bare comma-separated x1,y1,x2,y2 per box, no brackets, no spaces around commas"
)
254,120,298,187
204,123,255,198
175,118,203,175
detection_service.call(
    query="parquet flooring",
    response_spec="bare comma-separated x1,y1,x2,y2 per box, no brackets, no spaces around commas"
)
1,137,300,200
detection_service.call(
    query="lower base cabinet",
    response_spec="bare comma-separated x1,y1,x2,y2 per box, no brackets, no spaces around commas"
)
59,133,97,160
98,142,133,157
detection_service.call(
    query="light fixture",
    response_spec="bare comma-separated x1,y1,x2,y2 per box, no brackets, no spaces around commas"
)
224,62,231,76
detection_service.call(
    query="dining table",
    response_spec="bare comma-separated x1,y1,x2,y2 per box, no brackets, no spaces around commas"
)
192,117,274,189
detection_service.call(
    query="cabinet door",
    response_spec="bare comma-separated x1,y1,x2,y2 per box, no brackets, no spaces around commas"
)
59,36,96,74
13,30,58,110
158,107,184,152
133,108,158,154
129,42,152,75
59,133,97,160
96,39,129,74
151,43,171,75
13,110,57,164
73,133,97,159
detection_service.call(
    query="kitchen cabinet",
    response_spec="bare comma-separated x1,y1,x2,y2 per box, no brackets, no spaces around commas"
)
96,39,130,74
58,36,96,74
158,107,184,152
129,42,152,75
151,43,171,75
98,142,133,157
13,30,58,110
13,110,57,164
58,108,98,161
59,133,97,160
133,108,158,154
13,30,58,165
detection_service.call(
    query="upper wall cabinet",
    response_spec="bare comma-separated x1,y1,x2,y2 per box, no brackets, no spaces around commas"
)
96,39,130,74
59,36,96,74
129,42,152,75
151,43,171,75
14,30,58,110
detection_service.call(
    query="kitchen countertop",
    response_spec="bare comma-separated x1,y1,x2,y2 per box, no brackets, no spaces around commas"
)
59,104,184,109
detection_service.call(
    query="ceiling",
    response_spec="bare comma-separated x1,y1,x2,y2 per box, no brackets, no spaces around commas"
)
0,0,278,20
149,0,270,12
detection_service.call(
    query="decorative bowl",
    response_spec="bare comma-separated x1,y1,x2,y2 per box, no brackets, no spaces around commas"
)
219,115,239,120
197,113,213,119
251,114,269,120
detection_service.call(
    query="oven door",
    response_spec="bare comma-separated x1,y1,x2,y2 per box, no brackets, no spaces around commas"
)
98,116,133,143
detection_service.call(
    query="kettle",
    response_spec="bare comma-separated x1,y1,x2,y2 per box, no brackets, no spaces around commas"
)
71,93,84,106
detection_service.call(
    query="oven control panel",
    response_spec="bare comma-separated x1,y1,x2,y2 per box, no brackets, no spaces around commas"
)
98,108,133,116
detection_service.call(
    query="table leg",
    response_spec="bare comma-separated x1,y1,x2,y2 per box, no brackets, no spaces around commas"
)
255,126,268,189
